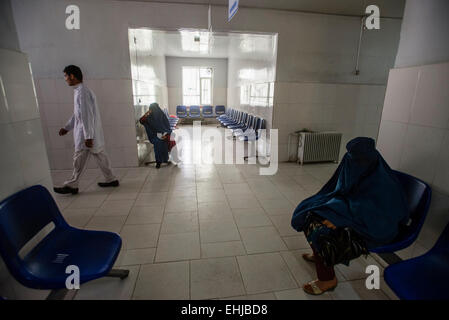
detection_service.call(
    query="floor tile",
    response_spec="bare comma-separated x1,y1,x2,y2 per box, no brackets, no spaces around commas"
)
274,288,332,300
160,211,198,234
134,192,167,207
155,232,200,262
120,224,160,249
232,208,273,228
85,216,127,233
269,214,298,236
95,199,134,216
126,205,164,224
68,194,108,209
200,216,241,243
237,253,297,294
227,194,261,209
133,261,189,300
239,226,287,254
282,235,310,250
329,279,389,300
74,265,139,300
190,257,246,300
201,241,246,258
198,201,232,220
220,293,276,300
115,248,156,267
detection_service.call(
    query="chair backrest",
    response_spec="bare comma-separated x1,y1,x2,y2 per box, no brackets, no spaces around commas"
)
246,115,254,128
0,185,68,277
371,170,432,253
203,105,213,115
176,105,187,116
240,113,248,124
190,105,201,115
215,105,225,115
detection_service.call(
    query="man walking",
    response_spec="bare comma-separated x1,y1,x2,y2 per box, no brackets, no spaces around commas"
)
54,65,119,194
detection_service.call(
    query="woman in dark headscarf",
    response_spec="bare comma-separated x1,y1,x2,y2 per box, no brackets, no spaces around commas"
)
291,137,408,295
140,103,172,168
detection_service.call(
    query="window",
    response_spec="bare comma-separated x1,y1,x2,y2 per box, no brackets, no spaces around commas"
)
240,82,274,107
183,67,213,105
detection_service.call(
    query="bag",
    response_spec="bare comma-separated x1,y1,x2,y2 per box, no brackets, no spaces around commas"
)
303,212,369,267
163,134,176,152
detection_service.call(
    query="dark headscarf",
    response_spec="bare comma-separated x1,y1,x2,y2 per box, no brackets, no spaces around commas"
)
291,137,409,248
144,103,171,136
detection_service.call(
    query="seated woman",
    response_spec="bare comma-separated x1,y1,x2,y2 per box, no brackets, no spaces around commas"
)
291,137,409,295
140,103,172,169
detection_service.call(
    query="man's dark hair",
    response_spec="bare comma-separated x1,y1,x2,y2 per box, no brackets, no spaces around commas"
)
63,65,83,82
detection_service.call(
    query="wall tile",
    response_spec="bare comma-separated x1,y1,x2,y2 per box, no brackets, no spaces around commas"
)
410,62,449,128
4,82,39,122
0,123,25,201
35,78,57,104
0,49,30,85
376,120,407,169
433,130,449,194
381,67,419,123
12,119,51,185
0,76,11,125
399,124,446,182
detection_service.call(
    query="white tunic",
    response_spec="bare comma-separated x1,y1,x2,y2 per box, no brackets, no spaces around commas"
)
64,83,105,153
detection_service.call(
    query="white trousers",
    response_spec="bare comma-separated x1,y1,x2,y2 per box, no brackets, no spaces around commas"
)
64,149,116,188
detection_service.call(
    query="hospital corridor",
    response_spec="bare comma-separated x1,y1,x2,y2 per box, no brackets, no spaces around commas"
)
1,0,449,306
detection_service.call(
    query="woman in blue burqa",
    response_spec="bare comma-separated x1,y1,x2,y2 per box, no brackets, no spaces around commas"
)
140,103,172,169
291,137,408,295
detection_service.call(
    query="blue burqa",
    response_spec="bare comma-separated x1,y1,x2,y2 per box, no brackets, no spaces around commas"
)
291,137,409,249
142,103,172,163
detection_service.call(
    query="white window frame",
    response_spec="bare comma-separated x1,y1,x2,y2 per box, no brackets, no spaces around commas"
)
182,66,213,105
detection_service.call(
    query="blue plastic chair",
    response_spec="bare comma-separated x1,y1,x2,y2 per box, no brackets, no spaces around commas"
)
0,185,128,295
189,105,201,118
370,171,432,253
176,105,187,118
202,105,214,118
215,105,225,116
384,221,449,300
217,108,231,121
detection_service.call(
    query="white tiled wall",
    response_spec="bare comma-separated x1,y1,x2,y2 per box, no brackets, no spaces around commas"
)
0,48,53,299
35,78,138,170
377,61,449,255
272,82,386,162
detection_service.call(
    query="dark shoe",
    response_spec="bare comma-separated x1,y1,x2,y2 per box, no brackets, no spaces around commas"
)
53,186,78,195
156,162,161,169
98,180,119,187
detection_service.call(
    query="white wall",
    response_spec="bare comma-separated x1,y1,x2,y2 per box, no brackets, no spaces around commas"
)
0,0,53,300
11,0,403,164
227,54,276,133
377,0,449,258
165,56,227,114
394,0,449,68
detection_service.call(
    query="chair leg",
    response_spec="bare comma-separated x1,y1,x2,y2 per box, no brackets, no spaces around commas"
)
47,288,69,300
107,268,130,279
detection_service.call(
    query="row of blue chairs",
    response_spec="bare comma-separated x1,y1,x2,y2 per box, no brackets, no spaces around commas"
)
176,105,225,119
217,108,265,141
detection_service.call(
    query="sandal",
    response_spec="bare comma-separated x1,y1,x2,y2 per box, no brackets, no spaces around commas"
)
303,279,337,295
302,253,316,263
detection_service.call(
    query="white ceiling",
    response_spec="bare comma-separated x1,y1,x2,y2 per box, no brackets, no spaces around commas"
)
132,29,277,60
118,0,404,18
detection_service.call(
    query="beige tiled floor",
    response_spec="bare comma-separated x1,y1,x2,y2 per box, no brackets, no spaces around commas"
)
49,125,395,300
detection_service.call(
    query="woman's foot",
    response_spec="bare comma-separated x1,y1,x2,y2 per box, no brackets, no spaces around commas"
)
156,162,161,169
302,252,316,263
303,277,337,295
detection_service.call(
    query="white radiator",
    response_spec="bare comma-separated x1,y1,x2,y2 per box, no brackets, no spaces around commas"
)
297,132,342,165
